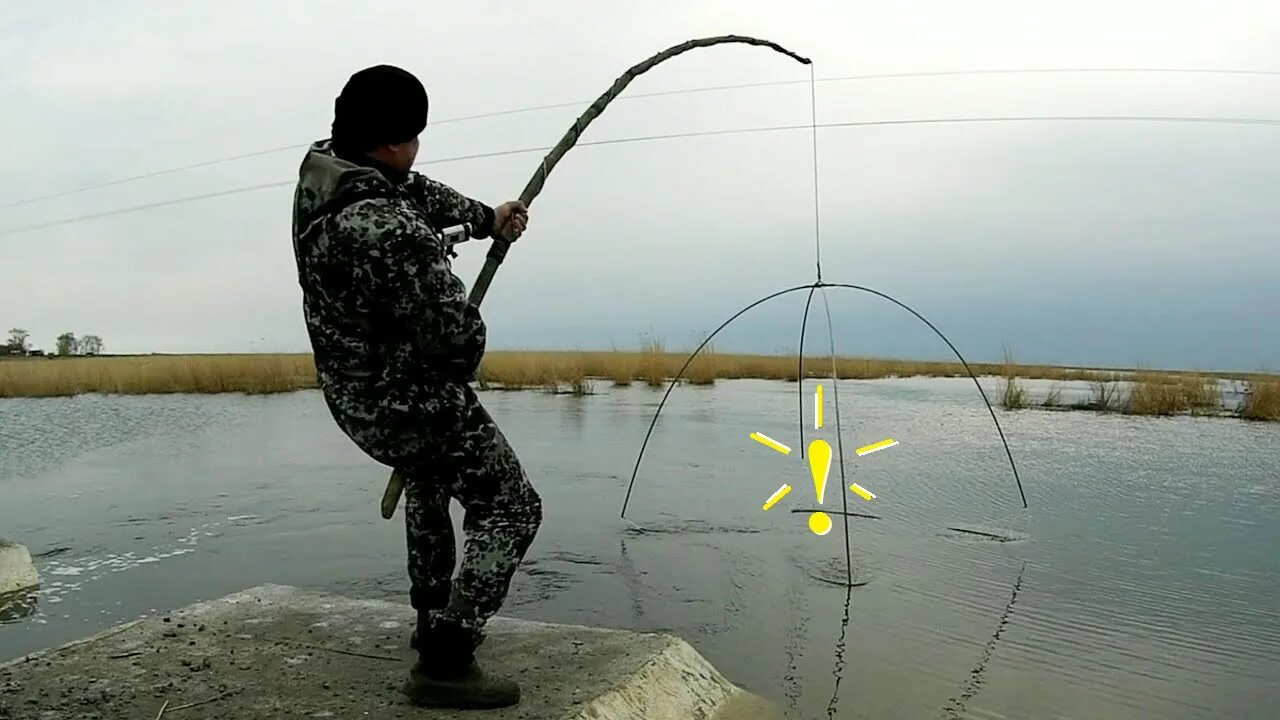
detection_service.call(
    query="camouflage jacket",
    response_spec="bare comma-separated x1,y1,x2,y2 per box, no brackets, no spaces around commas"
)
291,140,496,405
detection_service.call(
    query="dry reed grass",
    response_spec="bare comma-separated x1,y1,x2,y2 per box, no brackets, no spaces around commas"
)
1041,384,1064,407
1089,380,1127,412
0,354,318,398
1240,379,1280,421
637,339,666,388
2,352,1276,425
682,344,718,386
605,345,636,387
1000,350,1028,410
567,375,595,396
476,352,572,392
1124,373,1221,416
1001,376,1028,409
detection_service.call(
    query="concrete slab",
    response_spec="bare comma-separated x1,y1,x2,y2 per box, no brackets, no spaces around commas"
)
0,541,38,596
0,584,781,720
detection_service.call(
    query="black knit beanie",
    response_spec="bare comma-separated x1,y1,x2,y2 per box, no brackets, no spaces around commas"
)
331,65,429,154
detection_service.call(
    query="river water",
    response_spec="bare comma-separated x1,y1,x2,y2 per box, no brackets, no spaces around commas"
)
1,378,1277,719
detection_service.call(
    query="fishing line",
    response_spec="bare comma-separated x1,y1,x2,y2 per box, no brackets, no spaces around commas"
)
8,66,1276,210
810,64,823,282
5,114,1276,238
796,284,820,457
821,287,855,588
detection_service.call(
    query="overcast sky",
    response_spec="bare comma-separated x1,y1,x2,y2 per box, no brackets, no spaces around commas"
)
2,0,1277,371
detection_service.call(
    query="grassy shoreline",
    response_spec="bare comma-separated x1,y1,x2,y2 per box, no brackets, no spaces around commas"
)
1,350,1276,421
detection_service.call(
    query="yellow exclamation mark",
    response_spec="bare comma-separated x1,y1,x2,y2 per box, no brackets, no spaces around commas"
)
807,439,833,535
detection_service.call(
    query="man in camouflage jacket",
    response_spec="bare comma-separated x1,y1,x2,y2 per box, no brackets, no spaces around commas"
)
291,65,541,709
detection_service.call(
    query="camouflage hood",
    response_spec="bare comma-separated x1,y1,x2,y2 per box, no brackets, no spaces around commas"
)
292,140,395,239
290,139,494,396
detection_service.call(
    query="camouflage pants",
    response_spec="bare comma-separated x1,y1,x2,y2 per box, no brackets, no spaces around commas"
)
322,378,542,655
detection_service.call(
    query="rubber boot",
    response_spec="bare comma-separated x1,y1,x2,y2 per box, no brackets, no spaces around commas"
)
408,610,423,651
401,656,521,709
402,620,520,709
408,583,449,652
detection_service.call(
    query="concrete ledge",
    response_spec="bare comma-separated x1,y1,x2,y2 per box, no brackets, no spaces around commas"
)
0,584,779,719
0,541,38,596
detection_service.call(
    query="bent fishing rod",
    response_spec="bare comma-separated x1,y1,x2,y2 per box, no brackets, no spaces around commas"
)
379,34,813,519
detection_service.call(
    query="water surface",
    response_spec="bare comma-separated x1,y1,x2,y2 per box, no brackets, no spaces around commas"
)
1,378,1277,719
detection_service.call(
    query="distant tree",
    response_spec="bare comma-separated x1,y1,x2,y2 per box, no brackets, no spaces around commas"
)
56,332,78,356
79,335,104,356
7,328,30,352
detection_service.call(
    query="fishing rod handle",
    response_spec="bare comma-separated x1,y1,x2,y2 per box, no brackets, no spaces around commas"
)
468,237,511,305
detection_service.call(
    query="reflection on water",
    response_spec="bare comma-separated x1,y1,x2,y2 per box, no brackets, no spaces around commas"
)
0,589,38,623
1,378,1278,719
942,562,1025,719
943,525,1029,542
825,584,853,720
